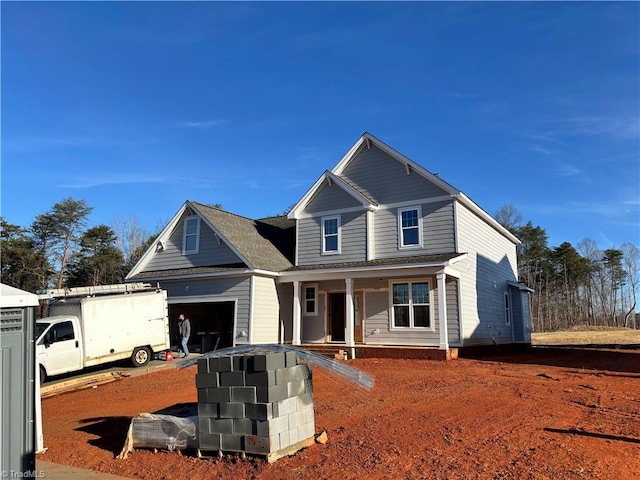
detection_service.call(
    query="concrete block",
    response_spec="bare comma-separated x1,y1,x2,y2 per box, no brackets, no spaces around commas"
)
207,357,220,373
231,386,257,403
287,380,306,398
209,418,234,434
279,430,291,449
221,433,243,451
256,383,288,403
198,417,210,434
196,372,220,389
220,371,246,386
197,389,208,403
243,435,278,454
233,418,253,435
197,358,209,373
273,396,297,417
252,353,286,372
289,425,300,445
207,387,231,403
297,421,314,441
218,356,233,372
245,402,273,421
199,432,221,450
304,378,314,394
296,392,314,410
219,402,245,419
197,402,218,417
285,350,297,367
300,363,312,380
245,370,276,388
255,415,289,436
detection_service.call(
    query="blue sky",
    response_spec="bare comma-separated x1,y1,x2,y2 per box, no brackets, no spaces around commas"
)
2,1,639,251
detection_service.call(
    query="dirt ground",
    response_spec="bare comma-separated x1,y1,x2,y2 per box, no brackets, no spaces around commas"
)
39,347,640,480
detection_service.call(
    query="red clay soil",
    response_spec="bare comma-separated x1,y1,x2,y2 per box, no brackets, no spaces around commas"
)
39,348,640,480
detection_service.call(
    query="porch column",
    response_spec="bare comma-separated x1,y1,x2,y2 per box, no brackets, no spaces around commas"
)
437,272,449,350
345,278,355,357
292,281,302,346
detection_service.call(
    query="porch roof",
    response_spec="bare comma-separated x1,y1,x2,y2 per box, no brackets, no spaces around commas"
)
284,252,466,273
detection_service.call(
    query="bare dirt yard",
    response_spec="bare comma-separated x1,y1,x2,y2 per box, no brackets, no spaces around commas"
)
39,347,640,480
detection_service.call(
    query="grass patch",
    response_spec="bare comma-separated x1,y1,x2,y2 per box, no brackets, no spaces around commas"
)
532,327,640,346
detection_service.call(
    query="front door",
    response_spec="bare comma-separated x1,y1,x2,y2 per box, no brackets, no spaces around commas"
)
329,293,345,342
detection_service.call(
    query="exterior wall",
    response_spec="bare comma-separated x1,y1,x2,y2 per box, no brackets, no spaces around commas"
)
374,200,456,259
297,211,367,266
146,212,243,272
250,276,280,344
340,145,450,204
304,181,361,214
456,202,519,346
159,276,251,345
302,292,326,343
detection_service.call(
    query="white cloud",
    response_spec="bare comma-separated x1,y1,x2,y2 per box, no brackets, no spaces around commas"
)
178,120,227,129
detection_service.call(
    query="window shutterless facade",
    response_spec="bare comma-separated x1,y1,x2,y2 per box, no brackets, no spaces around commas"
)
390,280,432,328
321,215,340,254
183,216,200,254
398,206,422,248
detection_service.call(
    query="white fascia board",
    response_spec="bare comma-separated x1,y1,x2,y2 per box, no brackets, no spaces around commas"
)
126,202,190,280
454,194,521,245
189,202,255,269
332,133,461,197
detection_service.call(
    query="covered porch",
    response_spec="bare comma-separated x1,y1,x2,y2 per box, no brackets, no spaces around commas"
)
278,254,466,358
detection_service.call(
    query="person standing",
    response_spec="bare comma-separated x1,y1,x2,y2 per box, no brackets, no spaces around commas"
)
177,314,191,357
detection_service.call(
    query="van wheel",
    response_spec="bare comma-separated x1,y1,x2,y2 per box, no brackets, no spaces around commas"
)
39,365,47,385
131,347,152,367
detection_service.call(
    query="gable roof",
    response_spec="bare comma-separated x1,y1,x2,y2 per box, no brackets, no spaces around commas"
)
288,170,378,219
126,201,294,280
289,132,520,244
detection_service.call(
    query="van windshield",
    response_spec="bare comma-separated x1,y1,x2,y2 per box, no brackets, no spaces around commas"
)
35,322,50,340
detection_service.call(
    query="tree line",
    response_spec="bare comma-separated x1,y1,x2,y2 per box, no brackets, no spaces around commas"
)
1,198,638,331
495,205,638,331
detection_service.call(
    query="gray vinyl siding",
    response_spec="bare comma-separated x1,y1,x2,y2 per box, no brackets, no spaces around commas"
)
304,181,361,214
374,200,455,259
297,211,367,266
159,276,251,345
251,276,280,344
340,145,450,205
456,202,519,346
302,292,326,343
145,214,244,272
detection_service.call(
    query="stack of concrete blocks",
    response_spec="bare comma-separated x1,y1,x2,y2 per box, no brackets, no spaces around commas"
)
196,352,315,459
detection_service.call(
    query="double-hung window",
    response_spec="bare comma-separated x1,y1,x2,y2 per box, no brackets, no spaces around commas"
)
322,215,340,254
183,217,200,254
304,285,318,316
391,280,431,328
398,206,422,248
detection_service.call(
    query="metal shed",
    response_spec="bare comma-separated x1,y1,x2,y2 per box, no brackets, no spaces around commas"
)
1,283,39,477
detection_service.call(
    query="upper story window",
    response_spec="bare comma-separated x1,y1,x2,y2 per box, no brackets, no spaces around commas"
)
398,206,422,248
390,280,431,328
183,216,200,254
322,215,341,254
304,285,318,316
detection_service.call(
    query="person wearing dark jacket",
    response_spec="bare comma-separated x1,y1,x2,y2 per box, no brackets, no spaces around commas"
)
177,314,191,357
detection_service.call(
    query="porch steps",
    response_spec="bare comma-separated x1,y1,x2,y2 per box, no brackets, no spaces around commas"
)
298,345,347,360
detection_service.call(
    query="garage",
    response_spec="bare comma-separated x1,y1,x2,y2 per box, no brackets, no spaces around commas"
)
167,300,236,353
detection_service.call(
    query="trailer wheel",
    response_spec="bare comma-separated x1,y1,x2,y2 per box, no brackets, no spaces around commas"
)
39,365,47,385
131,347,152,367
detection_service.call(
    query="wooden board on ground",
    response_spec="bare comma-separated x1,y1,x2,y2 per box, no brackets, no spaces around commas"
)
41,371,129,398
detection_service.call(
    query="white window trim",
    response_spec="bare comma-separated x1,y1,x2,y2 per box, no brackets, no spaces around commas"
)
182,216,200,255
321,214,341,255
504,291,511,326
397,205,423,249
388,279,434,331
304,284,318,316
